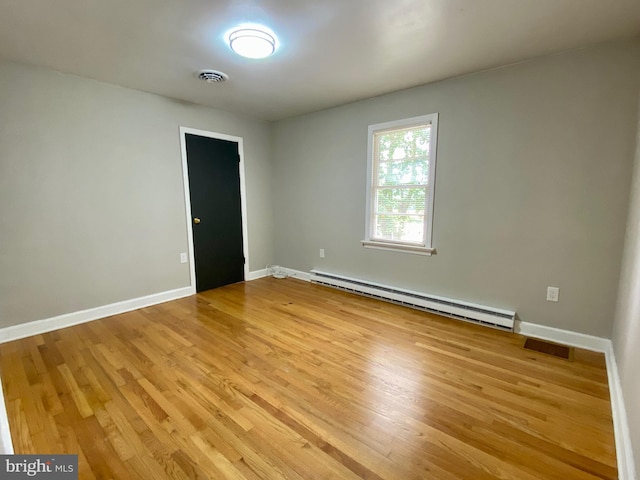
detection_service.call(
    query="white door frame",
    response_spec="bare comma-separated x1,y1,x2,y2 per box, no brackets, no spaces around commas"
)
179,126,250,293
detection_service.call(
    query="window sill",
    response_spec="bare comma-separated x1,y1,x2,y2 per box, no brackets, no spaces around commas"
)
361,240,435,256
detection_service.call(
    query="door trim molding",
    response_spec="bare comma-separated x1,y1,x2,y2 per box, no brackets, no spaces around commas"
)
179,127,250,290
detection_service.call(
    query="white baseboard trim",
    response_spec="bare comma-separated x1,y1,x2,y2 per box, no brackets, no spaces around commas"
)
516,321,610,352
246,269,269,281
257,268,310,281
0,286,195,345
605,345,637,480
515,321,635,479
281,267,311,282
0,269,282,344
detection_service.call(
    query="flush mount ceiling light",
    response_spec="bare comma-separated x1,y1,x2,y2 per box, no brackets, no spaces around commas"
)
227,25,278,59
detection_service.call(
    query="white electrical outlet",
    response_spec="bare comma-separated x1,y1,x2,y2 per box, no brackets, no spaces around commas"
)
319,249,325,258
546,286,559,302
180,252,188,264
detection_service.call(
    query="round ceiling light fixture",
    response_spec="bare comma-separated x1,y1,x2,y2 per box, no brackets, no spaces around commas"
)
227,25,278,59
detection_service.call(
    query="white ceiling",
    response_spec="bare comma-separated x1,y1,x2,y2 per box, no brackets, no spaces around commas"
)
0,0,638,120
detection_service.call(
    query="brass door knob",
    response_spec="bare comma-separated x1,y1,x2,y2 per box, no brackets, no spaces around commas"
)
193,217,201,224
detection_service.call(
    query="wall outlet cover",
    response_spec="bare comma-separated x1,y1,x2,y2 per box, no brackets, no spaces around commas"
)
547,286,559,302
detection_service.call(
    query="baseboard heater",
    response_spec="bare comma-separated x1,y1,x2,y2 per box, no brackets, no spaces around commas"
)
310,270,515,331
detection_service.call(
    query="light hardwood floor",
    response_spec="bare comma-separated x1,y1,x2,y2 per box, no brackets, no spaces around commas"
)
0,278,617,479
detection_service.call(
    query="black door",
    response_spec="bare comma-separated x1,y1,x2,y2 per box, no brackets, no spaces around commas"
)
185,134,245,292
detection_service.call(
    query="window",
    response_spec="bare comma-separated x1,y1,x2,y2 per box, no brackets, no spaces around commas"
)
363,113,438,255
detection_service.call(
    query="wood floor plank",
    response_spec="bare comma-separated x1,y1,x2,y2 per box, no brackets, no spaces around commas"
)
0,277,617,479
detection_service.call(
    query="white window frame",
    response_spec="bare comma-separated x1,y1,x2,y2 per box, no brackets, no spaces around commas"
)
362,113,438,255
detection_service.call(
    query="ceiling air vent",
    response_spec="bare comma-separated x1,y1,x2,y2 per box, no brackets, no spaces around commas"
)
197,70,228,83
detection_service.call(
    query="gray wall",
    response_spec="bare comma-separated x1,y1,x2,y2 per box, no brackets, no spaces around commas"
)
0,61,274,328
612,95,640,477
272,40,640,337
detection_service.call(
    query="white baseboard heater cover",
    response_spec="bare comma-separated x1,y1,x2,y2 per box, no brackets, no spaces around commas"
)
310,270,515,331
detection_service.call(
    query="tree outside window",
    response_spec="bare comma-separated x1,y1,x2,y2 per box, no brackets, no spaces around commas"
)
373,124,431,244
